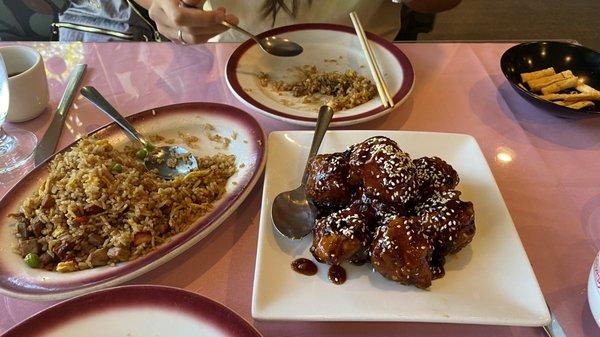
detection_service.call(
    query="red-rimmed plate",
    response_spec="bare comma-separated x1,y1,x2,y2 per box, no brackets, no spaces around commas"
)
226,23,414,127
3,285,262,337
0,103,265,300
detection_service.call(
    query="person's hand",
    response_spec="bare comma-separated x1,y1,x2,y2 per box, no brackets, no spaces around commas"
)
148,0,239,44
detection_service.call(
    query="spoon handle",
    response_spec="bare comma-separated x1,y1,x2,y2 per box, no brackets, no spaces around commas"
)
80,86,152,148
301,105,334,185
177,1,260,45
221,21,260,44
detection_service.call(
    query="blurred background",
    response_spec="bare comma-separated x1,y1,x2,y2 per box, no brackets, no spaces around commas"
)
420,0,600,50
1,0,599,50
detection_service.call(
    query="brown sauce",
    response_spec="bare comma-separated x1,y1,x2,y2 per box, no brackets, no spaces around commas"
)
328,264,347,285
291,258,318,276
350,259,367,266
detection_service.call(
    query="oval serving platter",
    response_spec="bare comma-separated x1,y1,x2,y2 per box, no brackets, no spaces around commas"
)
0,102,266,300
3,285,262,337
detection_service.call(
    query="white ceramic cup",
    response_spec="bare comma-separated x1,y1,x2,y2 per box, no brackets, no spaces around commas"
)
0,45,49,122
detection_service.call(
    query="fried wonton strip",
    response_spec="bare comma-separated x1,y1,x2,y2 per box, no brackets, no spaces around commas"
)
539,92,600,101
541,77,579,95
567,100,594,109
520,67,555,82
538,93,568,101
528,70,574,92
563,92,600,102
553,101,567,106
576,82,599,94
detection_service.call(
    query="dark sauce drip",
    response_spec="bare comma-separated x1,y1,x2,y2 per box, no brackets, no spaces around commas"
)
350,259,367,266
328,264,347,285
291,258,318,276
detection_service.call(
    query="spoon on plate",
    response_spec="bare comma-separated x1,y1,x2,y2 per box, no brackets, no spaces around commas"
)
271,105,334,239
179,2,303,57
221,21,303,57
80,86,198,179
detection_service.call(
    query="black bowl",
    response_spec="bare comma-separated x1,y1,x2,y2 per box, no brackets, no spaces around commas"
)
500,41,600,118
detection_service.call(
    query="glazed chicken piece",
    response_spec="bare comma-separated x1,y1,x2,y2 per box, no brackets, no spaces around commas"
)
304,136,475,289
349,190,405,229
310,206,371,265
347,136,400,186
429,254,447,280
371,216,433,289
414,189,475,257
305,153,352,211
360,143,419,206
413,156,459,200
347,136,419,205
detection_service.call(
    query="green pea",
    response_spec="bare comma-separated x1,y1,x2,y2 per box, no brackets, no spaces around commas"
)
144,143,155,152
136,148,148,160
111,163,123,173
24,252,39,268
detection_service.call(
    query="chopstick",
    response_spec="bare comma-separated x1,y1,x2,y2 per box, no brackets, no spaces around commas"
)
349,11,394,108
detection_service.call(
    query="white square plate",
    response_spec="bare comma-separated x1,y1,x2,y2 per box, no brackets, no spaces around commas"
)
252,131,550,326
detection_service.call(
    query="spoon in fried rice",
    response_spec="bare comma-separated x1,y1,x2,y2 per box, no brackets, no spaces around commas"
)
81,86,198,179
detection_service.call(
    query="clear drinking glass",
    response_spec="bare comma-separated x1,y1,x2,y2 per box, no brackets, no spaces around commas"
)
0,54,37,174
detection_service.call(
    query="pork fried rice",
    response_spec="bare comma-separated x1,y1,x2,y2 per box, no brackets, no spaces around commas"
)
11,137,236,272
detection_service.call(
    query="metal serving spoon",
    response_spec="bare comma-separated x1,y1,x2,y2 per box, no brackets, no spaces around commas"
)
221,21,303,57
271,105,334,239
80,86,198,179
178,2,302,57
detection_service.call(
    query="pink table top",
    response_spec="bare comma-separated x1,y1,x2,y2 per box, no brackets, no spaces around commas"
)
0,41,598,337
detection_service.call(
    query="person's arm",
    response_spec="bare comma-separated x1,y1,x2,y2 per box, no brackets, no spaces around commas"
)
132,0,153,9
131,0,238,43
402,0,461,13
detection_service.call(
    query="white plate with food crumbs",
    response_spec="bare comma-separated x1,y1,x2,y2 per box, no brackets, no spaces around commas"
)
0,103,265,300
226,23,414,126
253,130,549,325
